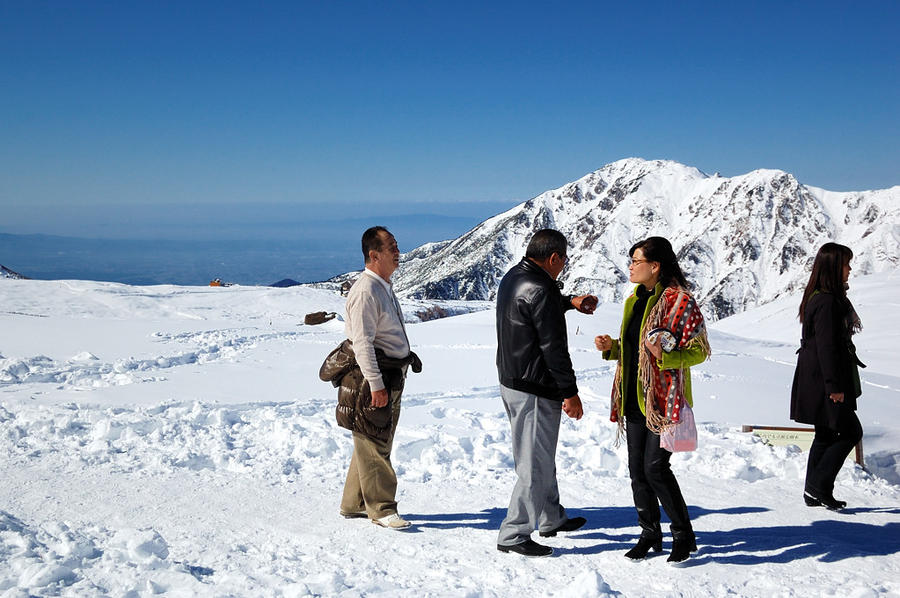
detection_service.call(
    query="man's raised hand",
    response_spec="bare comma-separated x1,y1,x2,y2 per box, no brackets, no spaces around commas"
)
572,295,598,314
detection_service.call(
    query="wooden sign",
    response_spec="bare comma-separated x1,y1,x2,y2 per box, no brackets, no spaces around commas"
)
741,425,864,467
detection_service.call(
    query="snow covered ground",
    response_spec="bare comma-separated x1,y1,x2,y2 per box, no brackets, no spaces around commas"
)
1,275,898,597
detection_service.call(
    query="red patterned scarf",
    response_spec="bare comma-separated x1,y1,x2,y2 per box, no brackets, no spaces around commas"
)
610,286,710,442
639,286,710,433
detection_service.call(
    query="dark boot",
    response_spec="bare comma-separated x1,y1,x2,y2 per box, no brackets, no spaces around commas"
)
804,489,847,510
624,535,663,560
667,535,698,563
805,411,862,508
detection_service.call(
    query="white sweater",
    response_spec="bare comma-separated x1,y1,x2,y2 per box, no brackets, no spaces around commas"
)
344,268,410,392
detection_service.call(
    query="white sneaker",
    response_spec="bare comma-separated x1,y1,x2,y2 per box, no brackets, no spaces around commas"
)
373,513,411,530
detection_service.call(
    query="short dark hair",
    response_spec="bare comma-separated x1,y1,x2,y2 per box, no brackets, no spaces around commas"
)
525,229,568,261
629,236,689,289
361,226,391,263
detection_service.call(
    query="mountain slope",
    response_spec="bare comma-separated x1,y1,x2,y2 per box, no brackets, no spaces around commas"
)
0,264,27,279
390,158,899,319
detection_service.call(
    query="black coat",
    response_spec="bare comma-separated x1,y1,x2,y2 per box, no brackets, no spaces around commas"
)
495,258,577,400
790,292,862,429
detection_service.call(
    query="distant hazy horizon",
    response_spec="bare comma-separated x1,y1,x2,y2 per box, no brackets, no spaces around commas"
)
0,203,512,285
7,152,900,286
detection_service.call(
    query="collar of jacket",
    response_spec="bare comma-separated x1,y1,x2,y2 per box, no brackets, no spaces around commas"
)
635,283,654,300
518,257,557,284
621,282,664,336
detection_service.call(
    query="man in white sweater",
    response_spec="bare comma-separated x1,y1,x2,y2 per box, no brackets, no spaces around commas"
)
340,226,413,530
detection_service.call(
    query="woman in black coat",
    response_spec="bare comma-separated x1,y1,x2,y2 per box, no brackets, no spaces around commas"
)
790,242,864,510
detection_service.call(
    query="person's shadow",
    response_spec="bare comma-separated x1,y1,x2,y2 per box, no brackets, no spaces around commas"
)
404,507,508,531
548,505,772,556
406,505,753,552
407,505,900,564
680,515,900,567
407,505,759,536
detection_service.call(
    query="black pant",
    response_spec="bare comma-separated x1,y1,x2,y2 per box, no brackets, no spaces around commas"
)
626,412,693,540
805,407,863,498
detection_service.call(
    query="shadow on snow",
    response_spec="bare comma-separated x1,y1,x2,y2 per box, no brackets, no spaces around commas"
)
407,504,900,564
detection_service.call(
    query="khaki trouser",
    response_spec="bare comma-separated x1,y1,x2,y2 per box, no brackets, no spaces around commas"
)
340,386,403,519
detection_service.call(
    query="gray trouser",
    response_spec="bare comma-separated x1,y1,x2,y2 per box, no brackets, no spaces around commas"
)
498,385,567,546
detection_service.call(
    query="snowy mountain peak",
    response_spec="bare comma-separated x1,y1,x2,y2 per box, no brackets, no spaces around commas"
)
0,264,27,280
389,158,899,320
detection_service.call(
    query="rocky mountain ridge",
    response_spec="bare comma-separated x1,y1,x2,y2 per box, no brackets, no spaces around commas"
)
0,265,27,279
384,158,899,320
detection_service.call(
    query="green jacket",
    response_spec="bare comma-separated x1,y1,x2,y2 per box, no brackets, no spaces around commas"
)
602,283,707,419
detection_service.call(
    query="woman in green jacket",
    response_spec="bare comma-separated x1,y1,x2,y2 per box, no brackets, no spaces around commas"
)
595,237,710,563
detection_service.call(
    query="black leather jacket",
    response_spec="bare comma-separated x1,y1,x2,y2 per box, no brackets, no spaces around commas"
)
496,258,578,400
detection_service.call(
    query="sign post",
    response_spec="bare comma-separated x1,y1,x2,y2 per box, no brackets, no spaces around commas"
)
741,425,864,467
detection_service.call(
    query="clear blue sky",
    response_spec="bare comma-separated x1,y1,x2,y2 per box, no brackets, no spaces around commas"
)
1,0,897,239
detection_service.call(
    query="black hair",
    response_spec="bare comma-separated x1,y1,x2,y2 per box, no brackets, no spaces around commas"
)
361,226,391,263
798,242,854,322
525,229,568,261
629,236,688,289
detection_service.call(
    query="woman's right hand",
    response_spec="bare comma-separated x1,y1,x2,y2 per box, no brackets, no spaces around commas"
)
594,334,612,352
829,392,845,403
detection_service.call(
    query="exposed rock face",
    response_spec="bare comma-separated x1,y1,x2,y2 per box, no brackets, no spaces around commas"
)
387,158,899,320
316,159,898,320
0,265,27,279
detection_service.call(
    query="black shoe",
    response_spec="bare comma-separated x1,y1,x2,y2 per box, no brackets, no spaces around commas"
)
539,516,587,537
624,536,663,560
667,537,698,564
497,539,553,557
804,490,846,510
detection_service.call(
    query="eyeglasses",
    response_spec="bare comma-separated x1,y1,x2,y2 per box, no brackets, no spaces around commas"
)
629,259,650,267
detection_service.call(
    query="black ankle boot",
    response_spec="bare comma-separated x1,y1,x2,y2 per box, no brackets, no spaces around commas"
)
667,537,698,563
804,490,847,510
624,536,662,560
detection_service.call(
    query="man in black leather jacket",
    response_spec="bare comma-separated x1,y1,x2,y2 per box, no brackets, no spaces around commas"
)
495,229,598,557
